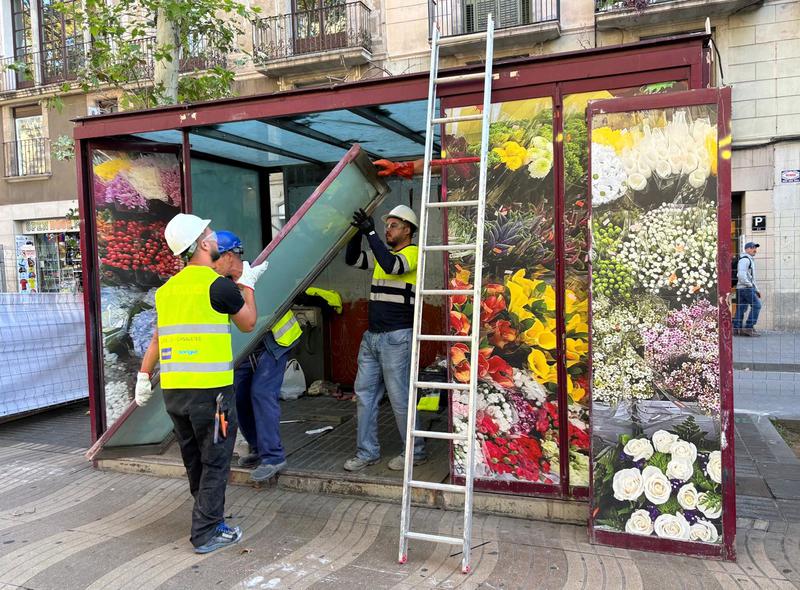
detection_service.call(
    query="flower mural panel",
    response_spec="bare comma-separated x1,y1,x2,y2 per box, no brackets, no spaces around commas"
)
443,97,583,489
92,149,183,425
588,101,725,545
562,82,689,489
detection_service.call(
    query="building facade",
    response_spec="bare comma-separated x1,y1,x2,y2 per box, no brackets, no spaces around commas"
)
1,0,799,326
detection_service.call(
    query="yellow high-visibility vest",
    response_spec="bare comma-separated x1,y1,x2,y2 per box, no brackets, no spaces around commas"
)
272,310,302,347
155,265,233,389
370,244,417,306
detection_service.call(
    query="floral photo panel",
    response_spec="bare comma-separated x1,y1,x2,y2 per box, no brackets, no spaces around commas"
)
588,100,727,548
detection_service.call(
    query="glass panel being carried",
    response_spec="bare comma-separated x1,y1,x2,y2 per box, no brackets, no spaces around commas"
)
588,89,734,558
87,145,389,458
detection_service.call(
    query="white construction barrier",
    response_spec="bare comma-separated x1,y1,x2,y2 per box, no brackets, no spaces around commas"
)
0,293,88,418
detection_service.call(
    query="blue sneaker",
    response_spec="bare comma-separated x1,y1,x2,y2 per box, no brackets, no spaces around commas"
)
194,523,243,554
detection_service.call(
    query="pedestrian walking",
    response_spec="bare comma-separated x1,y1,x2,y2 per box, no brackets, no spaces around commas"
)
134,214,267,554
734,241,762,337
343,204,427,472
213,231,303,483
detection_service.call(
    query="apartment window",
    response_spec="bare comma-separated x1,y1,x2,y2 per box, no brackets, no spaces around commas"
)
39,0,82,83
11,0,33,59
293,0,347,53
4,105,49,176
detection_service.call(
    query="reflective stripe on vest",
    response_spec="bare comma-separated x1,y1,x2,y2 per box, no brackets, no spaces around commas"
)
156,265,233,389
271,310,302,347
371,244,417,306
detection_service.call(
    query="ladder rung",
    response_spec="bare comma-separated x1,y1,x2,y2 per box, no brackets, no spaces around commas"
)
415,380,470,390
426,200,479,208
424,243,476,252
405,531,463,545
416,335,471,342
410,480,466,493
435,73,485,84
412,429,467,441
431,114,483,125
420,289,474,296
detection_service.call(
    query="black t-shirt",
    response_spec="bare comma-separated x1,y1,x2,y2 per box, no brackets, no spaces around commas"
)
209,277,245,315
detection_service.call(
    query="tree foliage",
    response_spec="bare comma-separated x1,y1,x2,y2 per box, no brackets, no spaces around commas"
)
51,0,260,109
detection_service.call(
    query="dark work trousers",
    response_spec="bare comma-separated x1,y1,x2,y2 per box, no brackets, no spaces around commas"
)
163,386,237,548
234,345,290,466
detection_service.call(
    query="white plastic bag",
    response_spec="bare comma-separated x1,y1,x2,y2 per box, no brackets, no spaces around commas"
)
280,359,306,400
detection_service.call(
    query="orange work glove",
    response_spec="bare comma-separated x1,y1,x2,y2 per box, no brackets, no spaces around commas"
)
373,159,415,179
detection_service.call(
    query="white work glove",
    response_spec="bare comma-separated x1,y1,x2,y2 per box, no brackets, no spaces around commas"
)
134,372,153,407
237,261,268,291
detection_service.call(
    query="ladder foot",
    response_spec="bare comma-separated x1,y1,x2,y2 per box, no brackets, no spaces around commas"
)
399,555,407,564
462,565,471,574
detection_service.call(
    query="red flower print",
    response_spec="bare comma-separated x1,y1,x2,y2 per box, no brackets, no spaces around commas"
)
480,294,506,323
489,319,518,349
450,310,471,336
487,355,514,388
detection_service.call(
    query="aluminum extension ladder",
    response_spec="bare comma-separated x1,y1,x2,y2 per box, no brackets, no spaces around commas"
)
398,13,495,575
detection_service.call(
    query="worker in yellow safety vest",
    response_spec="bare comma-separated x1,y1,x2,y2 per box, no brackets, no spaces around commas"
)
343,204,427,472
135,214,267,555
214,230,302,483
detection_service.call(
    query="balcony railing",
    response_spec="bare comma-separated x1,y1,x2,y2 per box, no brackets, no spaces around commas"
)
432,0,559,37
3,138,51,177
253,1,372,61
0,36,224,95
595,0,655,12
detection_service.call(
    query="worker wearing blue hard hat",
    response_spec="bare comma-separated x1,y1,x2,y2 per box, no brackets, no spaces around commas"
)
216,230,303,483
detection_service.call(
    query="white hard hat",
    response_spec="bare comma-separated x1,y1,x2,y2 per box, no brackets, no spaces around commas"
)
382,204,418,229
165,213,211,256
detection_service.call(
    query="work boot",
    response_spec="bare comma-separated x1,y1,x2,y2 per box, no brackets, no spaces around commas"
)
343,456,380,471
239,447,261,469
388,454,428,471
194,523,242,554
250,461,287,482
741,328,760,337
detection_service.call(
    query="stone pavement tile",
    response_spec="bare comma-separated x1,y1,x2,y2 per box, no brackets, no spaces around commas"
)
737,495,783,520
637,557,725,589
767,479,800,500
758,463,800,481
0,475,180,558
737,476,773,497
775,500,800,522
758,533,800,582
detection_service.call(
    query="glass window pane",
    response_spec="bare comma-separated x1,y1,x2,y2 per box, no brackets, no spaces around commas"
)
190,158,263,261
92,149,183,425
444,97,563,489
589,101,723,545
562,81,689,489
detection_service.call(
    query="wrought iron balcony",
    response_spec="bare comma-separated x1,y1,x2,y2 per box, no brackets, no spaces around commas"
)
0,36,224,95
253,1,372,62
3,138,51,177
595,0,762,30
0,42,89,94
432,0,559,38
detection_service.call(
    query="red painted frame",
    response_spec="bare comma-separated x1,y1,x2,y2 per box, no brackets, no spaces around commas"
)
78,140,186,440
585,88,735,560
73,34,712,502
71,34,710,141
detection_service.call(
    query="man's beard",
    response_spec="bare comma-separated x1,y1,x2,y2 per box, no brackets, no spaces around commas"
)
210,246,221,262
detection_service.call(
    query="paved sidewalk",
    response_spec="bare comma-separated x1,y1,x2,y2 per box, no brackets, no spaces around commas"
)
0,437,796,590
0,405,798,589
734,331,800,372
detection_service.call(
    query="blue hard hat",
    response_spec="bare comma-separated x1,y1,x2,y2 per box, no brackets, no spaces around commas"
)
216,230,244,256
